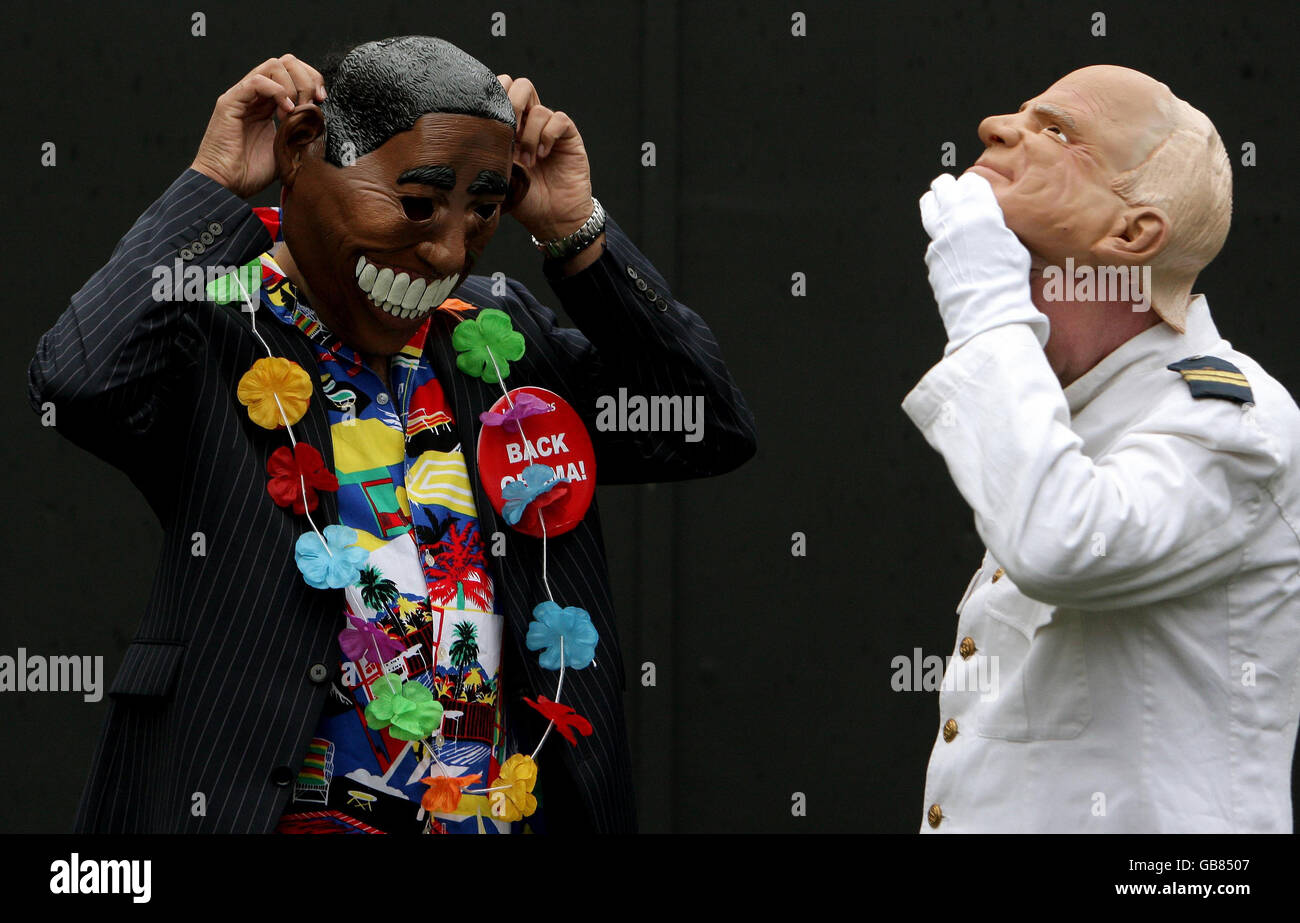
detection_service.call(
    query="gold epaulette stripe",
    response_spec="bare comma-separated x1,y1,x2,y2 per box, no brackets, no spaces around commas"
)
1179,371,1250,385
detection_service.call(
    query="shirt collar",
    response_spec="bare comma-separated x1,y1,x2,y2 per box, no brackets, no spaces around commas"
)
1063,294,1222,417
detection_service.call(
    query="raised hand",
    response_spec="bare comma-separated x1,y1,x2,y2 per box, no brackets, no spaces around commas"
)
496,75,594,241
191,54,326,199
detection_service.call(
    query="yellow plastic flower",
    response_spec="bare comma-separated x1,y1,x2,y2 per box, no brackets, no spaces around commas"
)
237,357,313,429
489,753,539,822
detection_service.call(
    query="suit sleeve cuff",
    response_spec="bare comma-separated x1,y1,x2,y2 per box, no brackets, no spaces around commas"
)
160,167,275,270
539,211,680,352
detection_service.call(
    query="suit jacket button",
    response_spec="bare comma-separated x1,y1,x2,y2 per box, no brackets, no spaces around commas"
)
645,288,657,301
958,636,977,659
308,663,329,684
270,766,294,787
199,230,214,245
927,804,943,828
635,278,648,291
656,298,669,312
625,265,638,279
179,247,193,261
943,718,958,742
207,221,223,235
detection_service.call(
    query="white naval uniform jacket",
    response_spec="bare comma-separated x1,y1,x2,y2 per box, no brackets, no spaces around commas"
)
902,295,1300,833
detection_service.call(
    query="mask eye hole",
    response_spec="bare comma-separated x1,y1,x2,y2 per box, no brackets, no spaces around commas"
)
401,196,434,221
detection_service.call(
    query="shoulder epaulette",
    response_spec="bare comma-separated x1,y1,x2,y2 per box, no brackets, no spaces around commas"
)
1166,355,1254,405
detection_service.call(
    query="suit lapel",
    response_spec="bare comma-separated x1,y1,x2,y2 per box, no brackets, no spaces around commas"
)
426,311,550,693
222,299,340,530
277,322,340,528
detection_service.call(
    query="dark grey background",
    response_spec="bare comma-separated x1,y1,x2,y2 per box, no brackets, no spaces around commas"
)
2,0,1295,832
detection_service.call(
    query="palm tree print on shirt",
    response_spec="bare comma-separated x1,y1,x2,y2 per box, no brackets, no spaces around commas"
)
425,520,491,610
448,620,480,702
357,564,419,654
359,565,400,620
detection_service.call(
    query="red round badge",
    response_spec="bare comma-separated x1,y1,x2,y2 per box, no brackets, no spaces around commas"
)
476,387,595,537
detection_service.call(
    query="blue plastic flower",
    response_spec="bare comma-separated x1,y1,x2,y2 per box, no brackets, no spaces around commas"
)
526,601,599,670
501,463,569,526
295,524,369,589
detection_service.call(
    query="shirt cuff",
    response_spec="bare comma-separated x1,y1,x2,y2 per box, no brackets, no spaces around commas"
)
902,322,1044,430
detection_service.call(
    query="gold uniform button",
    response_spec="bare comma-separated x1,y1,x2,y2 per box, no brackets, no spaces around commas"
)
992,567,1005,582
959,636,977,659
943,719,958,742
927,804,943,828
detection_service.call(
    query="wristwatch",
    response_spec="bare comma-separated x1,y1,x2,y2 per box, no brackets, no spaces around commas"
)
530,197,606,260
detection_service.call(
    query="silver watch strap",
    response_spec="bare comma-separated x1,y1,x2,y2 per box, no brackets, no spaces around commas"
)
530,197,606,260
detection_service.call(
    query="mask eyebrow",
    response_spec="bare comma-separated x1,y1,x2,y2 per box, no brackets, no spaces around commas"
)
466,170,509,196
1031,102,1079,134
396,165,456,189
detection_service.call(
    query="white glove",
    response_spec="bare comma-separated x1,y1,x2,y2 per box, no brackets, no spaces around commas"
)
919,172,1049,356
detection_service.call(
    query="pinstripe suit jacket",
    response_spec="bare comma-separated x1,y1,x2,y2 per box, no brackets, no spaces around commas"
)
28,168,757,834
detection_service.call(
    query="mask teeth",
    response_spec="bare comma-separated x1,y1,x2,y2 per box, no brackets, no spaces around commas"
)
357,256,458,320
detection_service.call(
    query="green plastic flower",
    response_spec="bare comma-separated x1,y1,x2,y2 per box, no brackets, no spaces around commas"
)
363,675,444,741
452,309,526,383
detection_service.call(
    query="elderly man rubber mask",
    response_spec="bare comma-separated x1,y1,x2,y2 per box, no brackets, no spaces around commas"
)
920,64,1232,385
902,67,1300,835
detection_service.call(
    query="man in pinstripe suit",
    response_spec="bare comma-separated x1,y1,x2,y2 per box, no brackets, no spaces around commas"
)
28,38,756,833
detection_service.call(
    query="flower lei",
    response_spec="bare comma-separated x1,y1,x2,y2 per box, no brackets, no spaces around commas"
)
450,307,599,820
231,268,596,832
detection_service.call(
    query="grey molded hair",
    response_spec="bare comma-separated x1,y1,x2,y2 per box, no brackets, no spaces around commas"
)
320,36,515,167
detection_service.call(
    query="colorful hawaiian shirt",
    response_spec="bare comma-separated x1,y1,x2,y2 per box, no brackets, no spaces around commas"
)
221,208,543,833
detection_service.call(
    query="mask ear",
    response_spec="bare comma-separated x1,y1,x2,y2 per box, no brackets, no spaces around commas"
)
1094,205,1170,264
274,105,326,187
502,163,531,214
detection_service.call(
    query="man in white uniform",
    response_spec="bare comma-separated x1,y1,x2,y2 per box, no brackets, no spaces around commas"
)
904,64,1300,832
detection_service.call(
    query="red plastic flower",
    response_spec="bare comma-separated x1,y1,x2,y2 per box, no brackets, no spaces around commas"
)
523,695,594,746
266,442,339,514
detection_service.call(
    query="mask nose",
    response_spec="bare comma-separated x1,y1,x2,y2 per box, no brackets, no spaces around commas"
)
978,113,1022,148
415,229,468,279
